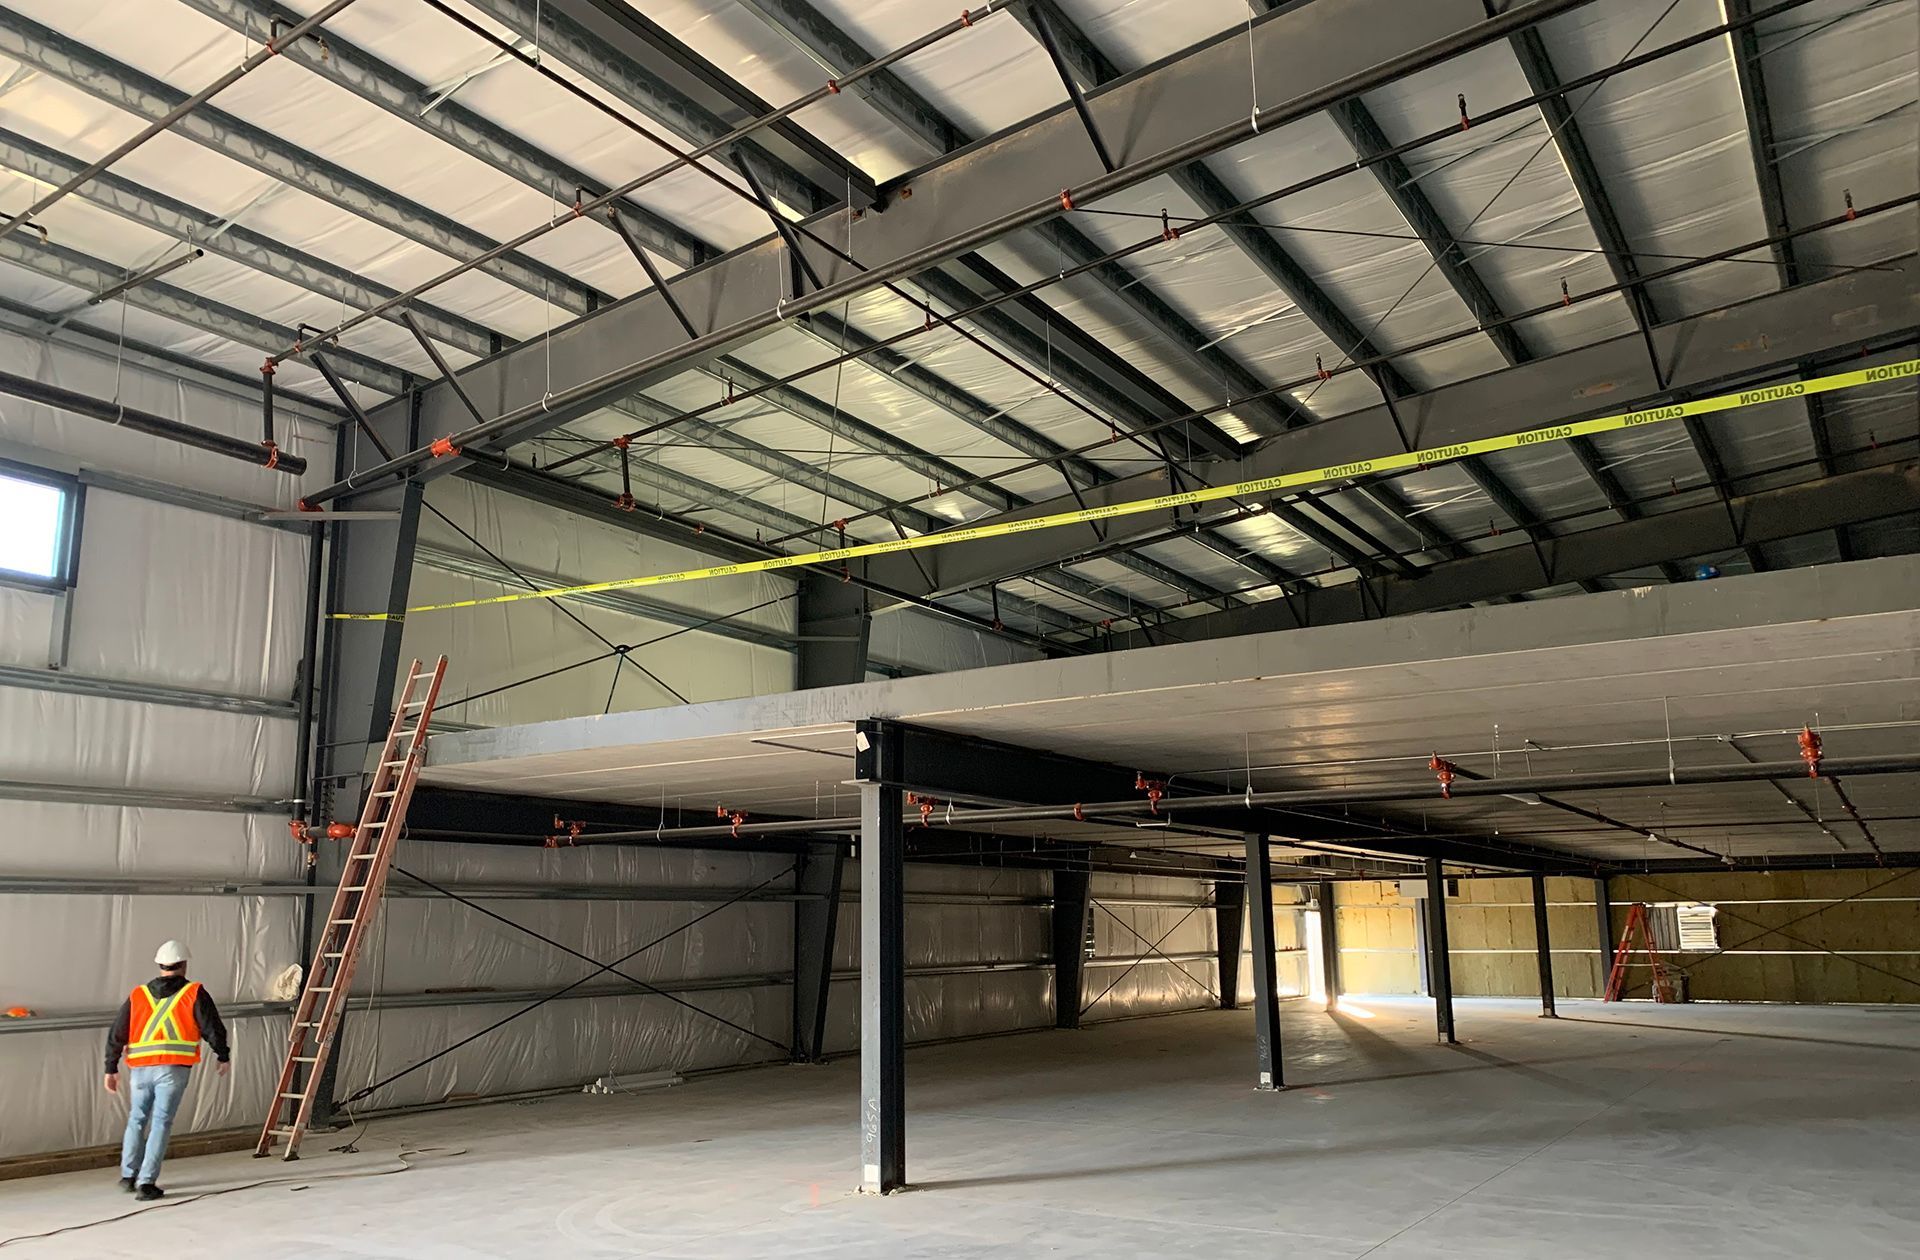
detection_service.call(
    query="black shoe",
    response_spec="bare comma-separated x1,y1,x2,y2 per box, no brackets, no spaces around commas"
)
118,1176,134,1192
134,1184,164,1201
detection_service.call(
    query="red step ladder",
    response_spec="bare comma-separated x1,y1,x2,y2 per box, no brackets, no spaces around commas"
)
255,657,447,1160
1602,901,1670,1002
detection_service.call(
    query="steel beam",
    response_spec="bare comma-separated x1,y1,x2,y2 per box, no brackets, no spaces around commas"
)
1425,857,1457,1043
1328,99,1527,364
857,719,1574,880
857,732,907,1194
0,8,590,314
1593,876,1614,998
543,0,871,210
791,841,843,1062
1327,94,1610,580
1245,834,1284,1090
0,662,293,719
796,574,871,688
0,128,491,357
1099,461,1920,646
1724,0,1798,286
1214,879,1247,1010
0,235,405,396
730,0,964,156
0,779,284,812
1508,27,1750,576
858,262,1918,599
1531,872,1556,1017
325,0,1593,492
314,404,423,816
1721,0,1846,564
457,0,824,216
729,0,1285,447
173,0,707,269
705,3,1299,594
1052,867,1094,1028
1318,879,1341,1008
161,0,1156,597
1031,218,1298,443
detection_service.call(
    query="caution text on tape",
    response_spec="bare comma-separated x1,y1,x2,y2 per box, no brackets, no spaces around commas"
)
332,358,1919,621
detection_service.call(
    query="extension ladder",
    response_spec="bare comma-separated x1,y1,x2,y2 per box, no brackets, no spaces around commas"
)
1602,901,1669,1002
255,656,447,1160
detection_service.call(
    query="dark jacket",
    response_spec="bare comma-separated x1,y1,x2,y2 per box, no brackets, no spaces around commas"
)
105,974,231,1072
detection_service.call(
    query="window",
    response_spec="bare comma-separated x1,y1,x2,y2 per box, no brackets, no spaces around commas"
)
0,461,82,591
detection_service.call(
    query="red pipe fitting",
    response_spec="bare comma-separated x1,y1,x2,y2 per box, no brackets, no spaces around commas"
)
288,820,354,844
1429,754,1457,799
429,435,461,458
717,806,748,838
1797,727,1823,778
1134,772,1167,814
906,792,941,828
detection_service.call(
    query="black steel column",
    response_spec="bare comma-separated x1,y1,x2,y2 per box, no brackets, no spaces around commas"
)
1243,834,1283,1090
1531,874,1557,1017
1593,876,1614,999
1051,867,1093,1028
791,840,843,1062
858,750,905,1193
796,573,871,689
1425,858,1457,1044
1317,879,1340,1009
1214,879,1246,1009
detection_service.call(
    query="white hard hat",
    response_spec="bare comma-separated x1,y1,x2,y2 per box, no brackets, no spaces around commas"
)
155,940,190,966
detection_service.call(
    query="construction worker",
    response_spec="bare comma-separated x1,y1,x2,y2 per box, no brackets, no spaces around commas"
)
104,941,230,1200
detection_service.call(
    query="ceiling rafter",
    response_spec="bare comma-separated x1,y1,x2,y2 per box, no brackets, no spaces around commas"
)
1718,0,1847,562
107,0,1219,622
1505,28,1745,580
0,232,405,394
719,0,1349,604
1009,0,1494,577
1327,93,1640,592
0,127,495,359
439,0,1256,610
0,6,589,314
173,0,710,271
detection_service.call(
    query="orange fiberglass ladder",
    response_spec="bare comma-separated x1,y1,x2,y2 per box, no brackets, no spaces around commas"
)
1602,901,1670,1002
256,656,447,1160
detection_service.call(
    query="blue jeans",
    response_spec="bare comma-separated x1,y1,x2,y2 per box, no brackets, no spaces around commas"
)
120,1064,192,1185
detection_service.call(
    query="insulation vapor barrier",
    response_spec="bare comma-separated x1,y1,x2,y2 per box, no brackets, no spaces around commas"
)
0,329,323,1160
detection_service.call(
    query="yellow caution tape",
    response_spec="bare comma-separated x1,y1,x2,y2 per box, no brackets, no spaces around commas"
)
335,358,1919,621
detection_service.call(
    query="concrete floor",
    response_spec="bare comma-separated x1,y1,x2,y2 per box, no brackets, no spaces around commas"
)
6,997,1919,1257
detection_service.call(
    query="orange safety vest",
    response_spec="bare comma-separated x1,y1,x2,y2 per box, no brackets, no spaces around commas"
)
125,981,203,1067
